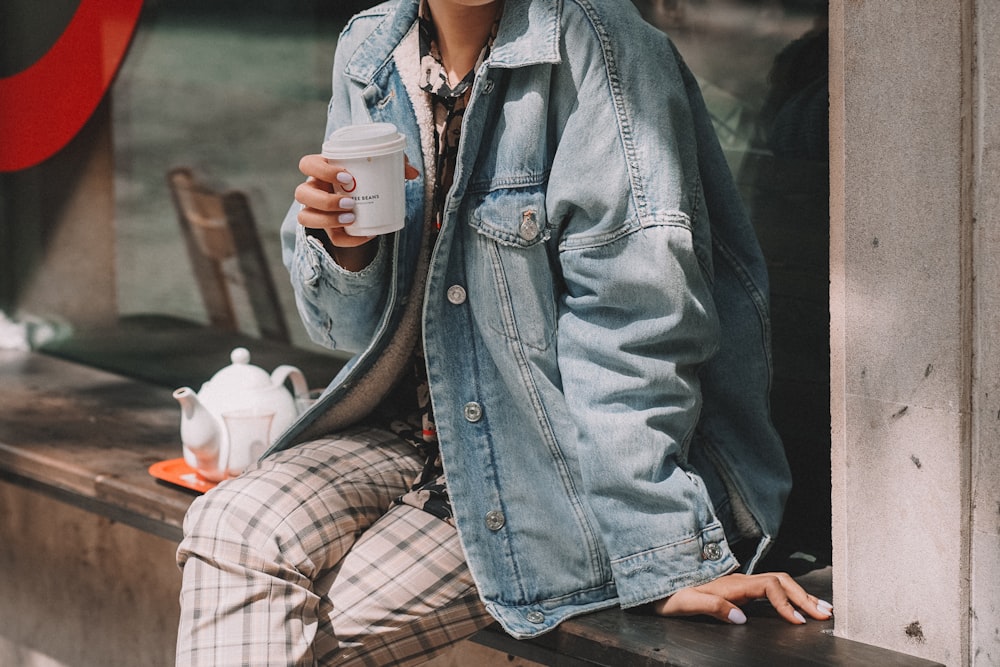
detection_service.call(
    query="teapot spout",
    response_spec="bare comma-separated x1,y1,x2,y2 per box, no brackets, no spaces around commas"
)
173,387,227,481
175,387,214,445
174,387,198,419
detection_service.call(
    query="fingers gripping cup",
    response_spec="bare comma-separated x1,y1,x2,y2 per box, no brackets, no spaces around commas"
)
322,123,407,236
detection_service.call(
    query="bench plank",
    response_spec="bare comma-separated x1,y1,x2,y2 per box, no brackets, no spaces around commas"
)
0,350,195,540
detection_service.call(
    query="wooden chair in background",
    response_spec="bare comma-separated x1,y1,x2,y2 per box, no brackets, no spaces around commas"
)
40,168,348,390
167,167,290,344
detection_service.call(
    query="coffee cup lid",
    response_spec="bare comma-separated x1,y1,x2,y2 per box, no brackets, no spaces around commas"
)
322,123,406,159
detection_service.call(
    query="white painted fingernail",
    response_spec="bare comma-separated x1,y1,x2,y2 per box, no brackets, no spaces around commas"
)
817,600,834,615
340,197,355,209
728,608,747,625
338,213,355,224
336,172,354,184
793,611,806,624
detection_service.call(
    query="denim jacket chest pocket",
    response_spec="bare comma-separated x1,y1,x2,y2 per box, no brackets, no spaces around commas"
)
465,187,559,352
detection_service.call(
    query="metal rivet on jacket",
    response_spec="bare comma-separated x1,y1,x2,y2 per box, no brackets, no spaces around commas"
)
519,211,540,242
447,284,467,305
702,542,724,561
485,510,505,531
463,402,483,422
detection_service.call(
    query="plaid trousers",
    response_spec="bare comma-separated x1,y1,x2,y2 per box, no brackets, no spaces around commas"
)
176,426,493,666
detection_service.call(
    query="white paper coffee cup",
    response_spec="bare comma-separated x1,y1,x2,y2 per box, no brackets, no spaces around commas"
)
322,123,407,236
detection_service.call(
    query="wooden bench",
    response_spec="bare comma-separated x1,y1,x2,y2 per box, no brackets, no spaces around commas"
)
0,348,943,666
1,349,195,541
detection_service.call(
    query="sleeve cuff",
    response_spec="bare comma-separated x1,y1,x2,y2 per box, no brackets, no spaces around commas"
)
295,225,388,295
611,522,739,608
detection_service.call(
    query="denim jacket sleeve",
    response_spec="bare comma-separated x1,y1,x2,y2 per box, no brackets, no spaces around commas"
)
279,17,392,354
547,5,736,606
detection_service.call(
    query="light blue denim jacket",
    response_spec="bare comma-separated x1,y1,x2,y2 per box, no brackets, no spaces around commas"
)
270,0,791,638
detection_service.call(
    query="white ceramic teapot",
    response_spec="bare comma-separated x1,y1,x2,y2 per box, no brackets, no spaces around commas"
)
173,347,310,481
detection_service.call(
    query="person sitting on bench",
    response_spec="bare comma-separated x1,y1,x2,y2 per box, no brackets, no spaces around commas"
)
175,0,832,664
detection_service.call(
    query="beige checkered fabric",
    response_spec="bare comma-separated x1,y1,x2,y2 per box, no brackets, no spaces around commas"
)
176,427,492,666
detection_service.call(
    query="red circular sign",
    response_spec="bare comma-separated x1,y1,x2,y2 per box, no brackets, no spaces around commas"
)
0,0,144,172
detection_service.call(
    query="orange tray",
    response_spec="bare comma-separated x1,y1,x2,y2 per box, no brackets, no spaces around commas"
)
149,458,219,494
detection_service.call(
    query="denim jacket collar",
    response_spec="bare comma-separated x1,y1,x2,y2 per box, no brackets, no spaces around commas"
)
344,0,561,87
490,0,561,68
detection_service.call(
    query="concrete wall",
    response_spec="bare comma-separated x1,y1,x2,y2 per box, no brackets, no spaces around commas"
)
971,1,1000,664
831,1,998,664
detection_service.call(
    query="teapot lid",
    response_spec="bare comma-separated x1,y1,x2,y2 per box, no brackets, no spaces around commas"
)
209,348,271,390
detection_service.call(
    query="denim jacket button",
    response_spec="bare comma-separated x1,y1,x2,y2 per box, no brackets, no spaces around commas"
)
463,402,483,422
519,211,540,241
526,611,545,624
485,510,505,531
447,284,467,305
703,542,724,561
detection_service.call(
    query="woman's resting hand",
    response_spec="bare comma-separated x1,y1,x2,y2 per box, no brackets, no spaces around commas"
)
651,572,833,625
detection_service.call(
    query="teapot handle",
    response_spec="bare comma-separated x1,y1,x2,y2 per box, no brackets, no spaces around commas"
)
271,365,311,412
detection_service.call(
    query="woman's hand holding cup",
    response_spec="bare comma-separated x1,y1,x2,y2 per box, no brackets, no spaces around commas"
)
295,123,417,271
296,154,368,243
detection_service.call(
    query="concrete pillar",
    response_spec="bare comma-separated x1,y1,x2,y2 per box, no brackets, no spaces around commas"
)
971,1,1000,664
831,1,998,664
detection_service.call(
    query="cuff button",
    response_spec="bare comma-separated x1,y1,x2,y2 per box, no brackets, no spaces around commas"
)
703,542,724,561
